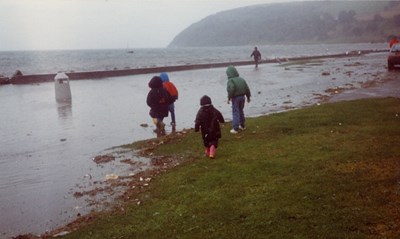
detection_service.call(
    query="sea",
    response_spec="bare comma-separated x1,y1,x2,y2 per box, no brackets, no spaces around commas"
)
0,43,387,77
0,43,390,238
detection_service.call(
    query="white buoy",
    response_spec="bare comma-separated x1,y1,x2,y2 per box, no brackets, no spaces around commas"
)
54,72,71,102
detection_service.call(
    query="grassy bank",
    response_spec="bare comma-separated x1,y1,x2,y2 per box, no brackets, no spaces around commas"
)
60,98,400,239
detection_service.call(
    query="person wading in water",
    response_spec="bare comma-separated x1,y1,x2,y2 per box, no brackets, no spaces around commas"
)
250,46,262,69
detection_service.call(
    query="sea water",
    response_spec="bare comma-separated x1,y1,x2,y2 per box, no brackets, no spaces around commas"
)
0,43,391,238
0,43,387,77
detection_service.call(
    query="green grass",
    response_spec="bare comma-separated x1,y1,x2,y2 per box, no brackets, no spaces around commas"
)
61,98,400,239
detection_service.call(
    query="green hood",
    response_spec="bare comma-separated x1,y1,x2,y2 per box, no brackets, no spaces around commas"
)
226,66,239,78
226,66,251,99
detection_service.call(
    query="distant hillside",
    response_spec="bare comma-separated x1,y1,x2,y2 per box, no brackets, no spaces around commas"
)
169,1,400,47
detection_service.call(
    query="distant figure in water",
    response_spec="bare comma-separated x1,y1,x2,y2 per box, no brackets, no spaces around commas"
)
250,46,262,68
146,76,172,137
160,72,179,130
195,95,225,159
389,36,399,48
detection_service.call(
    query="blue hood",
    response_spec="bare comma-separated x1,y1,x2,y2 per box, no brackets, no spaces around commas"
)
160,72,169,82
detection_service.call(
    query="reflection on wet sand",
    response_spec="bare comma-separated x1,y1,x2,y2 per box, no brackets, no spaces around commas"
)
57,101,72,120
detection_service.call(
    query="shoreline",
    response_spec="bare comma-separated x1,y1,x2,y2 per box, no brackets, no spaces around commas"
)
19,69,400,239
3,49,386,85
49,98,399,238
9,50,399,239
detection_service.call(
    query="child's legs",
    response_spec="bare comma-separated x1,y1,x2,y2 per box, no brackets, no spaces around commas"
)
153,118,165,136
169,104,176,124
152,118,158,125
205,147,210,156
238,99,245,127
232,95,245,130
209,145,215,157
231,98,240,130
208,139,219,158
203,137,209,155
152,117,164,125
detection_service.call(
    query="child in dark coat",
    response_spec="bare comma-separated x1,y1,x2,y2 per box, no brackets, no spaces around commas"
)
195,95,225,159
146,76,172,136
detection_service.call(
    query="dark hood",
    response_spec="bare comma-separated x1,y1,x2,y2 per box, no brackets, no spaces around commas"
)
148,76,163,88
200,95,212,106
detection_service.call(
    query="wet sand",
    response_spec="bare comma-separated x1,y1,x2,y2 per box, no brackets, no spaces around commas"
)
329,74,400,102
6,51,400,238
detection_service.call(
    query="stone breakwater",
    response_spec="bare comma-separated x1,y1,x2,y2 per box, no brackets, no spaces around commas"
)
0,76,9,85
2,49,387,85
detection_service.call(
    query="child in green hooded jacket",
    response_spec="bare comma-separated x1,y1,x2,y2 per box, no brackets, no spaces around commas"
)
226,65,251,134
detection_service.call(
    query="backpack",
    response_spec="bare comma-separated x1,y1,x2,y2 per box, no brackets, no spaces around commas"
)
163,82,178,102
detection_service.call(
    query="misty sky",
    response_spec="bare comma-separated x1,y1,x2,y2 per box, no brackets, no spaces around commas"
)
0,0,300,51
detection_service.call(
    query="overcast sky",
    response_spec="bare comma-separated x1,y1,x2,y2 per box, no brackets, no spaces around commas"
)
0,0,303,51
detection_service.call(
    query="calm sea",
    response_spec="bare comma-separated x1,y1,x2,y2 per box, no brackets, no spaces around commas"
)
0,43,387,77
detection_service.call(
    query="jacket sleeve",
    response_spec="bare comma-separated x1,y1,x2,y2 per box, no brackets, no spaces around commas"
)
194,110,202,132
245,81,251,99
146,91,155,108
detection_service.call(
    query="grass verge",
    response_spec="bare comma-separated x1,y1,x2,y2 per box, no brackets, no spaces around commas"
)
59,97,400,239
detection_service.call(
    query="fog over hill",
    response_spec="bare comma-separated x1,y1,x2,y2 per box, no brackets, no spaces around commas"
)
169,1,400,47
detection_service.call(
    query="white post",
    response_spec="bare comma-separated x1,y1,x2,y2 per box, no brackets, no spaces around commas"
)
54,72,72,102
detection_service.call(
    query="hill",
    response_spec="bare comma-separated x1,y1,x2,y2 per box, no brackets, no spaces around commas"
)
168,1,400,47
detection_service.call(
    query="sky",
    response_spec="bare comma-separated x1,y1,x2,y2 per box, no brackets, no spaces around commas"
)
0,0,301,51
